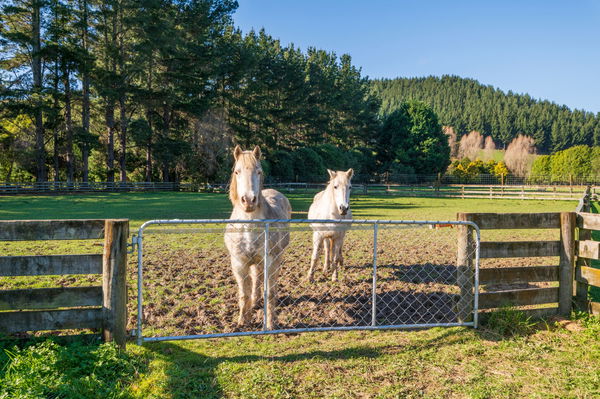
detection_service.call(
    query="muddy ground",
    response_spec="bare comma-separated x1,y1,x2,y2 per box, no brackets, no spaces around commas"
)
130,225,555,337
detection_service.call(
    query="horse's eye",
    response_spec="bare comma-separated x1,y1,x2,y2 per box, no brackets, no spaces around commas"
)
349,186,352,189
257,170,262,175
235,170,240,175
334,185,338,189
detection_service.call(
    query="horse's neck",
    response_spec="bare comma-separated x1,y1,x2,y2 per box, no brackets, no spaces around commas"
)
323,184,339,216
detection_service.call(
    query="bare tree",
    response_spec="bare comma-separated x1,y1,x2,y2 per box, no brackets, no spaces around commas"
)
504,134,536,177
482,136,496,161
443,126,458,158
458,130,484,160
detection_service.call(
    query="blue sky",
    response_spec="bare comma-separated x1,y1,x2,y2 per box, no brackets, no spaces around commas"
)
234,1,600,113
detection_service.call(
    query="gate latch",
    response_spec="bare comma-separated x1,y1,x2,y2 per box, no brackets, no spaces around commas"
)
128,235,138,254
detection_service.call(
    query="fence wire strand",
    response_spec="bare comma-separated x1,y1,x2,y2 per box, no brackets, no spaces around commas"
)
135,219,479,343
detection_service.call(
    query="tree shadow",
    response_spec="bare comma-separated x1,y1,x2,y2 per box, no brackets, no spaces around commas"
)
140,326,467,398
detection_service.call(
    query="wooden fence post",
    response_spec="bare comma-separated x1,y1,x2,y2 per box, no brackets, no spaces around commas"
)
456,213,474,322
558,212,576,316
103,219,128,348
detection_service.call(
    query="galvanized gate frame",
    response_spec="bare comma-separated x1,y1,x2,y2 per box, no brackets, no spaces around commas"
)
133,219,481,345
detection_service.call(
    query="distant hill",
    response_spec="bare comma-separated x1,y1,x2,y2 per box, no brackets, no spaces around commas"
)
371,75,600,153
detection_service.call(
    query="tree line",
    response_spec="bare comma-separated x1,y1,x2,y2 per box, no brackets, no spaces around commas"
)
6,1,595,185
0,0,387,184
371,75,600,153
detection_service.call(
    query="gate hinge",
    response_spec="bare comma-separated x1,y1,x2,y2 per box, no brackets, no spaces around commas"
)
128,235,138,254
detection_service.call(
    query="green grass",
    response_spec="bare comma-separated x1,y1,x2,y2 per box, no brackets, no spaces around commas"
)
476,149,505,162
0,339,144,399
0,191,578,227
0,193,598,398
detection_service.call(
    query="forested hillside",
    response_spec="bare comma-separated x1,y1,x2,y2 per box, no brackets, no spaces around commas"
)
0,0,380,183
371,76,600,153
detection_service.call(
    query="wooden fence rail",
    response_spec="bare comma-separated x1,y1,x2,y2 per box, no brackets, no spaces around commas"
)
0,219,128,347
460,209,600,318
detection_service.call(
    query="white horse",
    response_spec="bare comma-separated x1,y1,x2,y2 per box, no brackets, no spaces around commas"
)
307,169,353,282
224,146,291,329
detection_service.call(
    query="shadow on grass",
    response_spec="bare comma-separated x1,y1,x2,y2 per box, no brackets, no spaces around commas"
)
140,326,475,398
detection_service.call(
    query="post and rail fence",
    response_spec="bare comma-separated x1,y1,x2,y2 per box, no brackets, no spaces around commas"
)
0,208,598,344
0,219,129,347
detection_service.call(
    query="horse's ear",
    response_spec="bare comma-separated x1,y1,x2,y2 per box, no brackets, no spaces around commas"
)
252,146,261,160
233,145,242,160
346,168,354,179
327,169,336,179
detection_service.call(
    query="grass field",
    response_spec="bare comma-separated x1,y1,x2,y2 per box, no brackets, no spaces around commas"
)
1,193,599,399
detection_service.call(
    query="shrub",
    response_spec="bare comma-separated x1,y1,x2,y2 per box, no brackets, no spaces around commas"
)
268,150,295,181
0,340,143,399
483,306,536,337
291,147,325,181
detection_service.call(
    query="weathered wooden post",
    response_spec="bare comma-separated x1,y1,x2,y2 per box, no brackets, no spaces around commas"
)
103,219,129,348
456,212,475,322
558,212,576,316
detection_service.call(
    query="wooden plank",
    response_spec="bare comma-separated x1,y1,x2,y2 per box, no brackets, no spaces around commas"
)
479,266,559,285
0,219,114,241
458,213,561,230
480,241,561,258
0,308,103,333
558,212,576,316
576,227,593,310
576,265,600,287
481,307,559,319
577,240,600,260
577,212,600,231
102,220,129,348
0,286,102,310
479,287,559,309
0,254,103,276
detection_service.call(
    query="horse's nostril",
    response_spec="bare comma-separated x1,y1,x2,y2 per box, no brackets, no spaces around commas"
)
251,196,257,204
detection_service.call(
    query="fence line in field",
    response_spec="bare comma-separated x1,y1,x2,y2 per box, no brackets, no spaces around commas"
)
460,211,600,318
0,219,129,347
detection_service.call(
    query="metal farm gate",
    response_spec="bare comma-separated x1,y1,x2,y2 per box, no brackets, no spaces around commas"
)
133,219,480,344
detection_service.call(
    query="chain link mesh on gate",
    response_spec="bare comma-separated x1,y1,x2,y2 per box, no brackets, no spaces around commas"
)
134,220,479,343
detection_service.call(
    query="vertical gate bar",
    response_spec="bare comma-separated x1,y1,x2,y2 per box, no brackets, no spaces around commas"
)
263,222,270,331
371,223,379,327
472,225,481,328
136,233,144,345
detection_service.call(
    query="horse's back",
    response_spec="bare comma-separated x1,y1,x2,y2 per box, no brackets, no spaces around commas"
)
262,188,292,219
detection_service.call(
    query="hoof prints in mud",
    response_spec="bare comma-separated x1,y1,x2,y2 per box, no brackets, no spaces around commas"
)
132,228,470,336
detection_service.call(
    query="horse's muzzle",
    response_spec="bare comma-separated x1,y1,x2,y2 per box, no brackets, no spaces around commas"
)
339,206,348,216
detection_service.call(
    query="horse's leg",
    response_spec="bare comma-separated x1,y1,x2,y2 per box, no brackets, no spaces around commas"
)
266,254,280,330
308,232,323,282
338,233,345,271
250,263,262,309
331,238,343,282
323,237,332,273
231,258,252,326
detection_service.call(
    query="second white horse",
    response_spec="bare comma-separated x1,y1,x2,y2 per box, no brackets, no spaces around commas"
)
307,169,353,282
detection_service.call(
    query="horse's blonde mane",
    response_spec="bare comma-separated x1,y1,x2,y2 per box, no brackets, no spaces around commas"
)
229,151,261,205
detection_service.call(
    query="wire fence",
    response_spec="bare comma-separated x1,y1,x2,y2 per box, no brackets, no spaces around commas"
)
1,174,597,195
133,219,479,343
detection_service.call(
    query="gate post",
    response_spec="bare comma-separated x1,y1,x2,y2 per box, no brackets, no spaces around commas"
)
103,219,129,348
558,212,576,316
456,213,475,323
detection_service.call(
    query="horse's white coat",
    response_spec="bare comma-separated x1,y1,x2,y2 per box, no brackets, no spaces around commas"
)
307,169,353,282
224,146,291,330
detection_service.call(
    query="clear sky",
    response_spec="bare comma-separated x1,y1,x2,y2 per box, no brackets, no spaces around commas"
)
233,0,600,114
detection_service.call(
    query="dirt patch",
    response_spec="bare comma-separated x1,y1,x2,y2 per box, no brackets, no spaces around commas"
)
131,227,474,337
